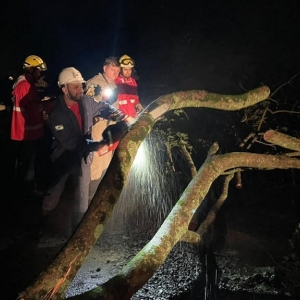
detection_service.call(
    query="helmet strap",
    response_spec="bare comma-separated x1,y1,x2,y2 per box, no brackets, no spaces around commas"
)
63,85,71,100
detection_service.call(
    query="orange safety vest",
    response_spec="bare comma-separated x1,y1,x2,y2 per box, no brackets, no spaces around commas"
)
11,75,44,141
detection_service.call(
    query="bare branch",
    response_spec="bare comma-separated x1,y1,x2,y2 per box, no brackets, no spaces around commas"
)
264,130,300,152
267,108,300,115
196,173,234,247
270,72,300,98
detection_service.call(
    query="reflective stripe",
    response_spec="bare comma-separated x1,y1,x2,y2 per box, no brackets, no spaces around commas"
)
130,99,135,103
119,100,128,105
13,106,23,112
25,123,43,130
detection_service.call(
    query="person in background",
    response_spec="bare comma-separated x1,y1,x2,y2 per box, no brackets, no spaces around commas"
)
115,54,143,119
85,56,134,202
11,55,53,195
85,56,120,105
40,67,129,237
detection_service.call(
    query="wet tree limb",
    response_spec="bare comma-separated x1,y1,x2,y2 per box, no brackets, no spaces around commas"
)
179,144,197,177
181,173,234,244
153,86,270,111
264,129,300,152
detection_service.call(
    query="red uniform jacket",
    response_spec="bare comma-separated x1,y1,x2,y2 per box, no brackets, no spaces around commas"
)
115,75,140,118
11,75,52,141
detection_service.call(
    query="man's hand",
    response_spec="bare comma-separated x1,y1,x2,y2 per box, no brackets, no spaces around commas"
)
102,121,129,145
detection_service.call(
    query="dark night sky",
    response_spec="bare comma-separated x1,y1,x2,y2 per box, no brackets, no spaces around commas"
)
1,0,300,103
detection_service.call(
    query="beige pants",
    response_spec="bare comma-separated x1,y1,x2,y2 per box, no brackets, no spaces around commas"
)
90,119,115,181
89,100,119,202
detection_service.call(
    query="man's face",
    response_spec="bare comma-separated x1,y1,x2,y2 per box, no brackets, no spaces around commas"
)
64,82,84,102
121,67,132,78
28,67,43,80
33,68,42,79
103,64,120,82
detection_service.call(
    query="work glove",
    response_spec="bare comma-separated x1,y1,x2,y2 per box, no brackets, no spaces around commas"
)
102,121,129,145
93,121,129,156
80,140,107,164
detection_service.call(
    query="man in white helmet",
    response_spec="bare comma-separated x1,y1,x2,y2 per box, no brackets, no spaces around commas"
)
40,67,129,237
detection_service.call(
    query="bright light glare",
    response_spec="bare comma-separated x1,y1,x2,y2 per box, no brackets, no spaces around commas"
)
104,88,112,97
132,142,147,170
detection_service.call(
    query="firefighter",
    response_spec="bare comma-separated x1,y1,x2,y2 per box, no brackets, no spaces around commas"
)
11,55,53,193
40,67,129,236
115,54,143,119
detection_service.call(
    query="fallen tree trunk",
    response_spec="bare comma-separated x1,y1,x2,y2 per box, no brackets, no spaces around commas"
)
69,148,300,300
18,86,270,300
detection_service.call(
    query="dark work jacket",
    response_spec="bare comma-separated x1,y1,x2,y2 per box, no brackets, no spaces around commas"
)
46,94,124,187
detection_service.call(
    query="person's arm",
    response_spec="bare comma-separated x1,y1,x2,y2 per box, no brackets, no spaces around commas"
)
15,81,32,109
85,75,107,102
95,100,135,125
136,103,144,113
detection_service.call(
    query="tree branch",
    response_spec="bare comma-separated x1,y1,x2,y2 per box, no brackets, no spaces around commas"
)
264,130,300,152
152,86,270,111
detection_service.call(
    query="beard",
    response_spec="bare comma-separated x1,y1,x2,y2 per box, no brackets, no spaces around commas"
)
68,92,83,102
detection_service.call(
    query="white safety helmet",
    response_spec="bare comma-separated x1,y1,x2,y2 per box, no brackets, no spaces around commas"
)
58,67,86,87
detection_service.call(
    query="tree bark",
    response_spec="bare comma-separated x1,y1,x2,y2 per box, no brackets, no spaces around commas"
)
264,129,300,152
181,172,234,244
179,144,197,177
18,86,271,300
152,86,270,111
